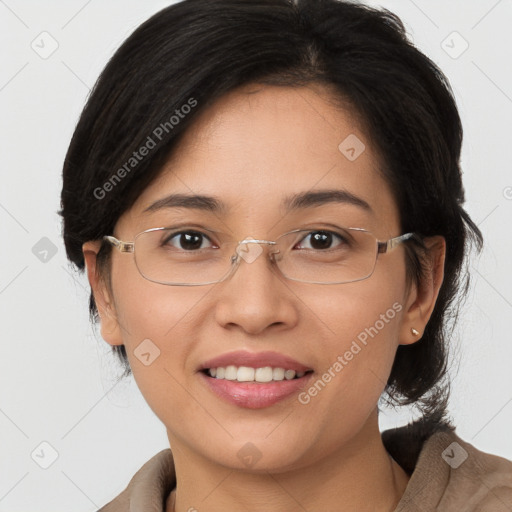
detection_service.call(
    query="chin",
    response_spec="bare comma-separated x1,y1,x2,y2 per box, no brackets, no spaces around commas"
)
200,431,313,473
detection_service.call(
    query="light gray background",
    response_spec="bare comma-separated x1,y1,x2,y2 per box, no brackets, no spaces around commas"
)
1,0,511,510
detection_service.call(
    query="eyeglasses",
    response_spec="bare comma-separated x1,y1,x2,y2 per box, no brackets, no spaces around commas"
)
103,226,417,286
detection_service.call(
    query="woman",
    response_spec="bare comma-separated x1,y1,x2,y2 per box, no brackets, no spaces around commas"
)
60,0,512,510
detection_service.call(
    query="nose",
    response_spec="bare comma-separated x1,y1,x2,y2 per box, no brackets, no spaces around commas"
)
213,241,299,335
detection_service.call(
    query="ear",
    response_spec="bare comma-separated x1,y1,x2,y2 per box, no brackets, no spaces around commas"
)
399,235,446,346
82,241,124,346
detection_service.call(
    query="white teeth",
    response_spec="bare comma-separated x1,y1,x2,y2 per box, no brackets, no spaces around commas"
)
207,366,306,382
284,369,296,380
237,366,255,382
225,365,237,380
272,367,285,381
255,366,273,382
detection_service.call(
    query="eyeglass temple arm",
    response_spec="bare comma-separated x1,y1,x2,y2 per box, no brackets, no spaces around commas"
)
377,232,415,254
103,236,134,253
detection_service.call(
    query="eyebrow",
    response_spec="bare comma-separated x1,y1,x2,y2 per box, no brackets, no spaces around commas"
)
283,189,372,214
143,188,372,215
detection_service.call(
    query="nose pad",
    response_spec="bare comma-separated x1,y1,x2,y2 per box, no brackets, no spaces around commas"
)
236,245,261,265
269,246,282,262
220,242,287,287
225,240,286,284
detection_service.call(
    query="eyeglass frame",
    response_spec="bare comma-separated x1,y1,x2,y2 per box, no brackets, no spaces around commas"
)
102,227,419,286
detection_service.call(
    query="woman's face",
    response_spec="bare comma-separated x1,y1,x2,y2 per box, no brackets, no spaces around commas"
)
85,83,437,471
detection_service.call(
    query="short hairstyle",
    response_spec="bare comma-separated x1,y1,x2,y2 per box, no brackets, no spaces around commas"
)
60,0,483,433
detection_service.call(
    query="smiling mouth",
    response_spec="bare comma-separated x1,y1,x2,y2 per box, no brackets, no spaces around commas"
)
201,366,314,383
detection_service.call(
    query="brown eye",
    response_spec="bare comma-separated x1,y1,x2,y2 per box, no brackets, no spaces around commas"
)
295,230,348,251
163,231,213,251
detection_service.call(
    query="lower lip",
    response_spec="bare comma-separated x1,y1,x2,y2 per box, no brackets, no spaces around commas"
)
199,371,314,409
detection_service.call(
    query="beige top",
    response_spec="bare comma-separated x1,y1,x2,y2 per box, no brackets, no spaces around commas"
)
97,427,512,511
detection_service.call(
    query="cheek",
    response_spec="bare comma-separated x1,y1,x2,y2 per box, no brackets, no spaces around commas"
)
110,273,212,415
110,248,212,342
304,269,406,400
294,295,402,454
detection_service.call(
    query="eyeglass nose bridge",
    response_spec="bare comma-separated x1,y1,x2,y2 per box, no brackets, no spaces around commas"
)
230,238,280,267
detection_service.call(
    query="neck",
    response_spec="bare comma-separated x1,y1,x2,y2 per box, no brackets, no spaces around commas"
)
166,410,410,512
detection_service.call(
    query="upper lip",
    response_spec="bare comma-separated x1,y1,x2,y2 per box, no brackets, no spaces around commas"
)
199,350,313,373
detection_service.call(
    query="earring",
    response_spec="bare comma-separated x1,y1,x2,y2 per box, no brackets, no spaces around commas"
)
411,328,420,336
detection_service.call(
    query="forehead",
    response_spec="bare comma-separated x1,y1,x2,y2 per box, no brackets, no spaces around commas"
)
125,83,400,235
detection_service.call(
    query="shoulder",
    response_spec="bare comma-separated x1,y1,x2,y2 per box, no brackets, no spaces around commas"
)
96,448,175,512
432,430,512,511
384,424,512,511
